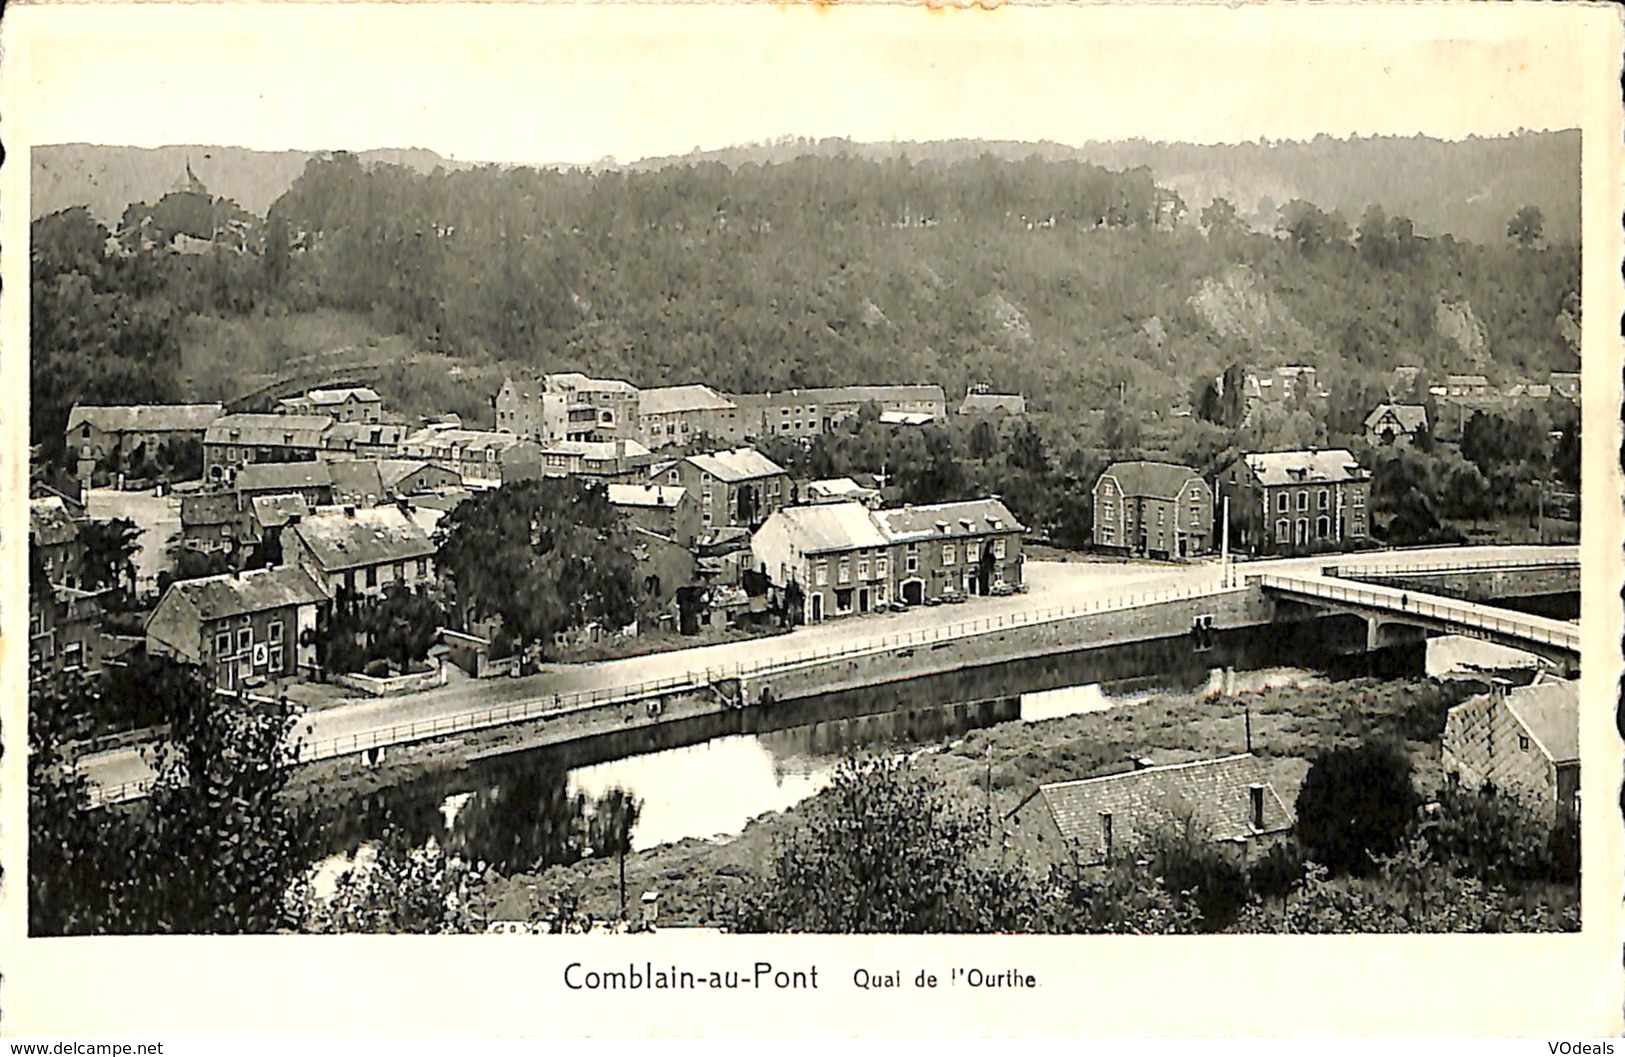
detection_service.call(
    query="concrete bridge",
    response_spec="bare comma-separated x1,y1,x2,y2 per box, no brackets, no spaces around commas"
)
1322,549,1579,603
1257,572,1580,674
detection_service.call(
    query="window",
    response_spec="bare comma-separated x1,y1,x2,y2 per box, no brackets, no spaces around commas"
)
366,566,378,588
1318,489,1330,510
1518,734,1531,752
1297,490,1309,511
1317,516,1330,539
1102,500,1114,518
268,620,284,644
994,538,1006,559
702,511,712,527
237,628,252,653
1157,508,1165,525
942,544,956,566
215,631,231,657
1352,489,1365,508
669,469,680,485
417,558,429,578
876,557,888,579
81,423,92,439
269,646,284,672
815,561,829,587
1277,492,1288,513
857,557,870,580
1275,519,1290,541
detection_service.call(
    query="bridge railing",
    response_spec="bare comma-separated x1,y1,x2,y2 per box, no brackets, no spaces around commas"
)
1325,555,1580,578
89,577,1248,804
1257,574,1580,652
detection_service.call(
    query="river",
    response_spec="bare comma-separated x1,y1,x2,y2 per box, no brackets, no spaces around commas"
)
304,613,1550,904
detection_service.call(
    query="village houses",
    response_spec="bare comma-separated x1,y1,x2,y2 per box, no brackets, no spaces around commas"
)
1364,403,1430,446
607,483,701,547
1443,677,1579,824
638,384,742,449
1091,460,1213,559
751,496,1025,621
1004,754,1295,869
401,425,544,488
66,403,223,469
534,439,655,482
204,413,332,485
284,504,438,603
958,386,1027,416
145,565,328,689
1219,449,1370,556
278,387,384,424
729,384,947,440
656,448,792,532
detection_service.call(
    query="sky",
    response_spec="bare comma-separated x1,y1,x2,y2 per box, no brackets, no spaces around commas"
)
3,2,1609,166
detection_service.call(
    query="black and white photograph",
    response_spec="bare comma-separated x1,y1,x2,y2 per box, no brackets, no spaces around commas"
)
4,0,1621,1039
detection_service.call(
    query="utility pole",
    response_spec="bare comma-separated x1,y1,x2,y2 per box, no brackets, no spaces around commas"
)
1220,495,1231,588
986,743,994,844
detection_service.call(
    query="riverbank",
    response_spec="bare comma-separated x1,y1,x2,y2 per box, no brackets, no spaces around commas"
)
474,673,1486,926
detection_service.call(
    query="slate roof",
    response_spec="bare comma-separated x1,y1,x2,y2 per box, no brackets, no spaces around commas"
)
403,427,527,454
1364,404,1429,433
762,502,892,554
686,448,788,482
806,477,879,502
236,461,332,493
871,498,1024,541
160,565,328,622
323,421,406,446
640,384,736,415
67,403,224,434
29,496,80,547
376,459,448,490
205,414,332,448
544,372,638,394
249,493,310,529
290,506,435,572
1030,754,1294,859
959,392,1027,414
327,460,386,501
879,410,936,426
1098,461,1205,501
542,439,654,461
295,387,381,406
1243,449,1365,487
606,484,687,509
1505,679,1579,765
180,492,241,528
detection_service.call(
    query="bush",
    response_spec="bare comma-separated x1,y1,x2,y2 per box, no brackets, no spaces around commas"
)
1295,738,1419,876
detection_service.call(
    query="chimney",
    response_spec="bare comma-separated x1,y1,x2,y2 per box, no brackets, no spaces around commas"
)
1132,756,1155,771
1490,677,1512,704
1099,812,1114,859
344,505,357,519
1249,784,1266,831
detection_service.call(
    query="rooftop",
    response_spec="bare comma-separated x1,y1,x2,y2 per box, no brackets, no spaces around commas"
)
761,501,892,554
606,484,687,509
872,497,1024,540
1243,449,1365,487
67,403,224,434
205,414,333,447
289,387,382,406
1504,678,1579,765
327,460,386,501
1364,404,1429,433
640,384,736,416
236,461,332,493
542,439,654,461
290,505,436,572
1098,460,1205,501
29,496,80,547
248,493,311,528
159,565,328,622
1025,754,1294,859
686,448,788,482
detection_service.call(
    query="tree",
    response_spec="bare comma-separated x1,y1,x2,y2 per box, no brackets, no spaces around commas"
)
1195,363,1247,428
1295,739,1419,877
76,517,141,597
732,756,1041,933
1507,205,1545,248
436,478,640,659
1357,204,1393,268
295,829,486,934
31,664,311,934
1199,197,1243,241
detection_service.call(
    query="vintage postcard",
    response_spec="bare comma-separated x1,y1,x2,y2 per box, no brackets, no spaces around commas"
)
2,0,1622,1039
